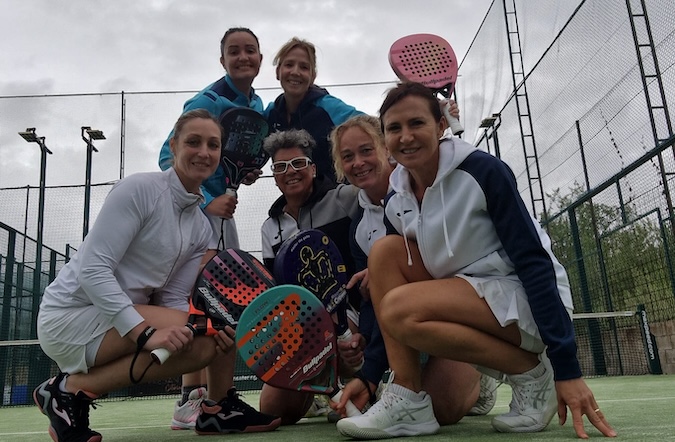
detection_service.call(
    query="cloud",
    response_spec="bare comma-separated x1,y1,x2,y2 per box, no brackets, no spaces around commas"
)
0,0,493,190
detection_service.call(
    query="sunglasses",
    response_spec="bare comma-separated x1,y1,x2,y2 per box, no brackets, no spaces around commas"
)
270,156,313,174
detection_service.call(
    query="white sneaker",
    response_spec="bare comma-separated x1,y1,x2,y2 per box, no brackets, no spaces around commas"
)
491,355,557,433
467,373,498,416
304,395,331,418
336,384,440,439
171,387,207,430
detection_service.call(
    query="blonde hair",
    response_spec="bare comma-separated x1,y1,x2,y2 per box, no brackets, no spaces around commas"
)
330,115,389,183
273,37,317,79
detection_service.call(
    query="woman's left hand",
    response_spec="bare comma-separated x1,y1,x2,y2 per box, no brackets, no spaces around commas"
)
241,169,262,186
555,378,617,439
212,326,236,354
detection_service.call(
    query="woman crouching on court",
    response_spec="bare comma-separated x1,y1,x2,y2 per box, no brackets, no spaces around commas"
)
335,82,616,440
33,109,280,442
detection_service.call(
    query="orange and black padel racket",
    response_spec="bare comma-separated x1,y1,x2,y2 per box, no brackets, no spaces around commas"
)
152,248,275,364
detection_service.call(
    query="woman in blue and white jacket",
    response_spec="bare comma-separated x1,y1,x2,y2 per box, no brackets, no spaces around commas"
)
336,83,617,440
265,37,363,184
330,115,488,426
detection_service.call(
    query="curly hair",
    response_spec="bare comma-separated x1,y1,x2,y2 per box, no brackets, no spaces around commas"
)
263,129,316,160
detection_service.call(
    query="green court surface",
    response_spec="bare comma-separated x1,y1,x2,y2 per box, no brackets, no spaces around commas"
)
1,375,673,442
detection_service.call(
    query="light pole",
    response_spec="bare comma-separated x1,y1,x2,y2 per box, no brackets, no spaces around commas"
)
81,126,105,240
479,114,502,158
18,127,52,338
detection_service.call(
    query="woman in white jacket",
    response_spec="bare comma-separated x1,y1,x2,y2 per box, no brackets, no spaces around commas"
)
336,83,616,440
330,115,494,425
33,109,280,442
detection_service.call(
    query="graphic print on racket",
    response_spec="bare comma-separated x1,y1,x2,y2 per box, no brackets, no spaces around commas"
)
151,248,275,364
388,33,464,135
219,107,270,197
236,285,361,416
273,229,358,366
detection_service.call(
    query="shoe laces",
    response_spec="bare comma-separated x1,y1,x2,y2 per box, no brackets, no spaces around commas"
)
185,398,202,411
363,388,401,417
69,392,98,429
508,378,534,413
478,379,501,403
225,389,257,414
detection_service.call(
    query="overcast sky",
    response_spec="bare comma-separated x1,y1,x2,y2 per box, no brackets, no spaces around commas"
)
0,0,494,189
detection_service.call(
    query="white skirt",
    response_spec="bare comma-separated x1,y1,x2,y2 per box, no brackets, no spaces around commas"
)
456,273,572,353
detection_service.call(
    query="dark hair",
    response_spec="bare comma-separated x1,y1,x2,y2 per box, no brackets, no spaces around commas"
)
171,109,223,142
220,27,260,57
263,129,316,160
379,82,442,128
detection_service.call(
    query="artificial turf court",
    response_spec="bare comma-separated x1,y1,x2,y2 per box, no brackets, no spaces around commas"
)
1,375,673,442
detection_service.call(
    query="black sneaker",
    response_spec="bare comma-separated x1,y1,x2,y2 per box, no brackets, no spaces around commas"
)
33,373,102,442
195,387,281,434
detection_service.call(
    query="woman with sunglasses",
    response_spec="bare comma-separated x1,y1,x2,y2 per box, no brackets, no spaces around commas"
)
259,129,363,424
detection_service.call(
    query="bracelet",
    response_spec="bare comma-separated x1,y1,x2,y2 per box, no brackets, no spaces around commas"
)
136,326,156,351
354,371,377,405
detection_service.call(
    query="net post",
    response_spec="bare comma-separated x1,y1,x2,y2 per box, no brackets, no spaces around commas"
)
636,305,663,374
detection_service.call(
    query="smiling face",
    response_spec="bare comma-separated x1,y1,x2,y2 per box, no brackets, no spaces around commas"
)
272,146,316,202
276,46,315,102
382,95,446,176
170,117,221,193
337,126,388,191
220,31,262,87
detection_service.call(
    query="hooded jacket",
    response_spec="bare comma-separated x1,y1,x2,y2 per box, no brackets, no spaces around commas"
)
265,85,362,183
158,74,265,207
261,175,361,307
349,189,389,385
384,137,578,380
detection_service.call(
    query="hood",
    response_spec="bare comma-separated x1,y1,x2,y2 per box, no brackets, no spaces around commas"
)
387,137,477,267
389,137,477,193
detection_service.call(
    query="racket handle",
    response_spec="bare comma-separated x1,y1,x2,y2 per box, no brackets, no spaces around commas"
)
150,324,197,365
330,389,362,417
150,347,171,364
442,102,464,136
338,328,364,371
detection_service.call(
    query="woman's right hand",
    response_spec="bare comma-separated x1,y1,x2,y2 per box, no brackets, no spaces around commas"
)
142,324,193,354
205,193,238,219
332,377,371,417
347,269,370,301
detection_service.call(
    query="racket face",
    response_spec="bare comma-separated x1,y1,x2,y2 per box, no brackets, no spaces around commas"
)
219,107,270,186
388,33,458,94
236,285,338,394
191,248,275,327
273,229,348,313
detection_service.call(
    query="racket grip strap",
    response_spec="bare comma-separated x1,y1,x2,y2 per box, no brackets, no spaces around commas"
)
330,389,362,417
